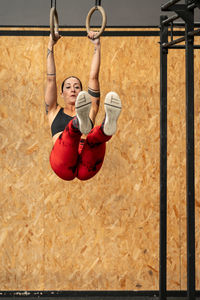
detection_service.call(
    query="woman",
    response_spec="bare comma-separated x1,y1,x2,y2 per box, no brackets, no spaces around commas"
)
45,31,122,181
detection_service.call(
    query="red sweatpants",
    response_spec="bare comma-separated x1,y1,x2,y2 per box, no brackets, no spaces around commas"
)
50,120,111,181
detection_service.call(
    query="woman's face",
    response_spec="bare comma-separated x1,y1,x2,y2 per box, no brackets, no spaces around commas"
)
62,77,82,104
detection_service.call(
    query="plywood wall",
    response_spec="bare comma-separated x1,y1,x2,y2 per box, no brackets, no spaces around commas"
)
0,29,200,291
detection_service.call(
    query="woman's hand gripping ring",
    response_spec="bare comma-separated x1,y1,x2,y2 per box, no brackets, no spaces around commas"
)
86,6,107,39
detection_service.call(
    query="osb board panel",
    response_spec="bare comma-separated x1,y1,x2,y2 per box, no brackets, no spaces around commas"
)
0,32,199,291
43,35,160,291
167,50,186,290
0,36,46,290
167,43,200,290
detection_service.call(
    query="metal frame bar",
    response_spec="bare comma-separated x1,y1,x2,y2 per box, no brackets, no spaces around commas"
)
51,0,56,8
160,0,197,299
185,3,196,299
159,15,168,300
188,0,200,9
162,36,185,47
188,2,197,9
170,22,174,41
188,28,200,35
161,0,182,11
169,22,200,26
1,290,200,298
95,0,102,6
162,28,200,48
0,29,160,37
166,45,200,48
162,14,179,26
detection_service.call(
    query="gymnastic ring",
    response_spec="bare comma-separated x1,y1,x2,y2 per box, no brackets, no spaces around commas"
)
50,7,59,41
86,6,107,39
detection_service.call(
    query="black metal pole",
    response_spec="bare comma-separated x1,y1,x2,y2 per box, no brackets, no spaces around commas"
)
188,2,197,9
170,22,174,42
187,0,200,10
167,45,200,49
188,28,200,36
95,0,102,6
161,0,181,11
159,15,168,300
162,36,186,47
162,14,179,25
185,2,196,300
51,0,56,8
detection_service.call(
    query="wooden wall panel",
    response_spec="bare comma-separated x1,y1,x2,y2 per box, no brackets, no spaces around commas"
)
0,36,46,290
167,49,186,290
0,31,199,291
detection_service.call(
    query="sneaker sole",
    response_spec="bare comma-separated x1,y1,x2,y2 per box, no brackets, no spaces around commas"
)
75,91,92,135
104,92,122,136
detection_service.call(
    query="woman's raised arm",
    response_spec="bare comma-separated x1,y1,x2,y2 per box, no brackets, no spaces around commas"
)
44,33,61,115
88,32,101,124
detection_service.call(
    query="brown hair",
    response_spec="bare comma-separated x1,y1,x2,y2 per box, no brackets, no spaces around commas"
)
61,76,83,92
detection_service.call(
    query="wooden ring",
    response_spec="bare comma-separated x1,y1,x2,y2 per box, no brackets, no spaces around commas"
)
50,7,59,41
86,6,107,39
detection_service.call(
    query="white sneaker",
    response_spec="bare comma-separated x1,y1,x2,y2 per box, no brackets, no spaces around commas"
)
103,92,122,136
75,91,92,135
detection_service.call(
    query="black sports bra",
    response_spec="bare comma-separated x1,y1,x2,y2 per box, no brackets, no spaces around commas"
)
51,107,74,137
